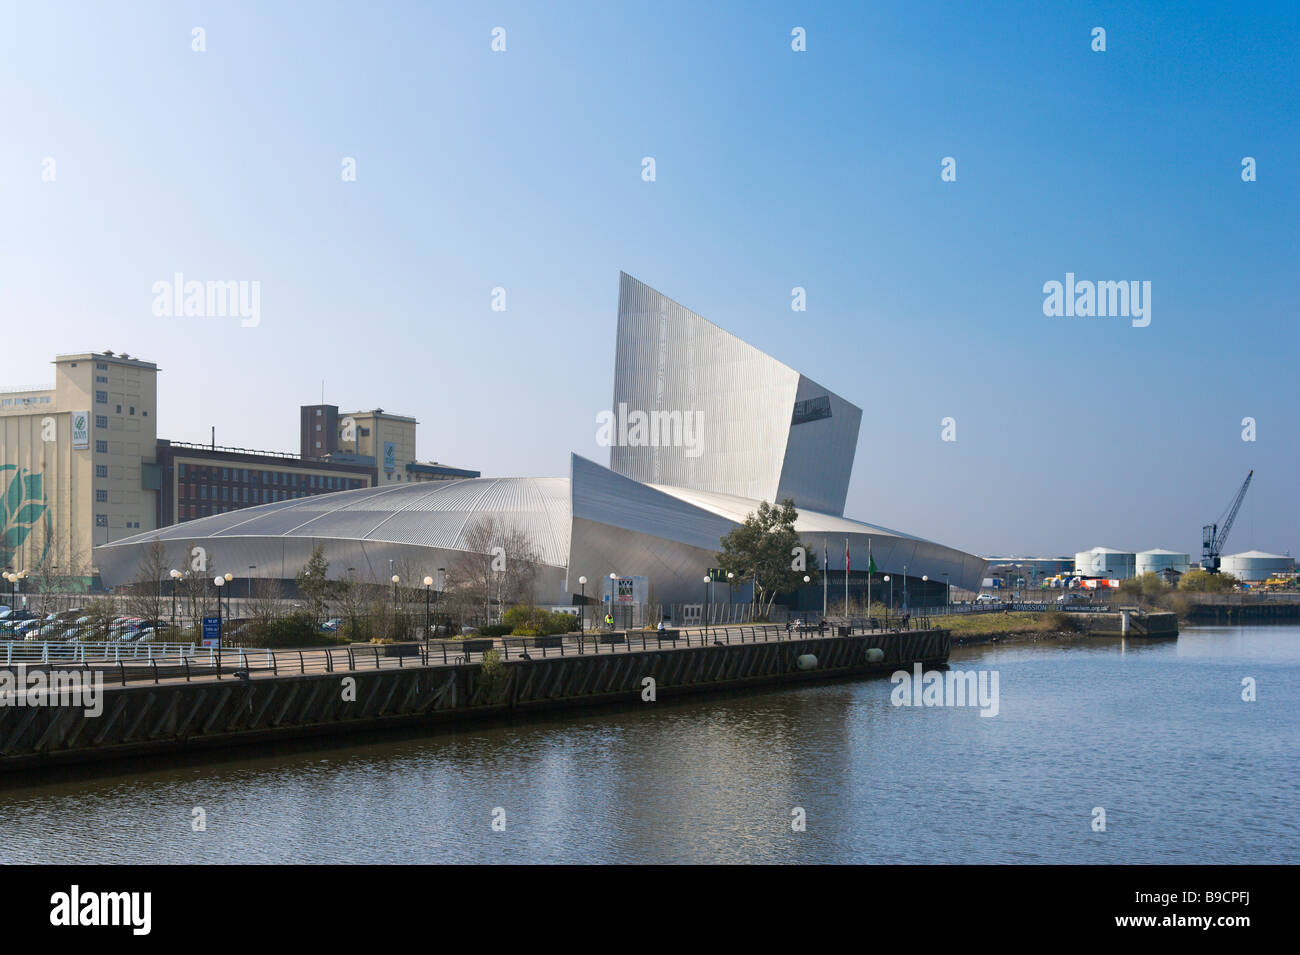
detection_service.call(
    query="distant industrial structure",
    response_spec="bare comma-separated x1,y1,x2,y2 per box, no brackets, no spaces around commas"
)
1221,550,1293,582
0,350,477,586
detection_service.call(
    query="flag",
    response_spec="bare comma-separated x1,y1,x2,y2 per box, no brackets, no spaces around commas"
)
868,554,878,575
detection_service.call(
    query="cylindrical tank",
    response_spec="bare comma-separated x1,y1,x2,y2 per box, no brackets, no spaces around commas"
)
1221,550,1293,582
1135,549,1191,577
796,654,818,670
1074,547,1137,579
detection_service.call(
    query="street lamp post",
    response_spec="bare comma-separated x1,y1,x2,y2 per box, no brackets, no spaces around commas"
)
423,575,434,648
883,575,892,627
943,573,950,614
608,572,617,631
169,568,181,636
213,575,225,672
248,565,256,600
578,576,587,636
703,575,711,641
224,572,233,620
921,575,928,623
903,565,908,613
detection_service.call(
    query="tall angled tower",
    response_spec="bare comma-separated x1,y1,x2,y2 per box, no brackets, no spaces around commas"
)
610,272,862,516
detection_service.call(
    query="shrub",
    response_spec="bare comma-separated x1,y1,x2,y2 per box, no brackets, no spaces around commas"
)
503,605,577,636
248,612,349,648
478,624,511,637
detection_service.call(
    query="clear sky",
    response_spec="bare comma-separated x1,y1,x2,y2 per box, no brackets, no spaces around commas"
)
2,1,1295,559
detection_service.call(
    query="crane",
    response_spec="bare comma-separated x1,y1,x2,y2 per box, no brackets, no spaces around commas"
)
1202,470,1253,573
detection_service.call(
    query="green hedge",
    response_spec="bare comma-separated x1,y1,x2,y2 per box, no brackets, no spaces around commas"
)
502,606,577,636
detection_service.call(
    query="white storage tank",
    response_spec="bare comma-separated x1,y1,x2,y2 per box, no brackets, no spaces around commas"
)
1136,549,1191,577
1074,547,1137,579
1221,550,1293,582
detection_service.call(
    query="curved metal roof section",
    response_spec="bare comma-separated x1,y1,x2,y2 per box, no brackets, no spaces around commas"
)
647,483,929,542
102,478,573,567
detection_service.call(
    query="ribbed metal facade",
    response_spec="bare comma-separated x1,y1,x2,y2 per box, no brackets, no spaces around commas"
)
610,273,861,516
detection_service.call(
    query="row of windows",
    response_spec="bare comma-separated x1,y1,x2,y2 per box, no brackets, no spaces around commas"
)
0,395,52,407
177,483,360,505
176,463,358,490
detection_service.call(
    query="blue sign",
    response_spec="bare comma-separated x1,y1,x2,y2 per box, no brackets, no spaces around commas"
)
383,441,396,472
202,616,221,648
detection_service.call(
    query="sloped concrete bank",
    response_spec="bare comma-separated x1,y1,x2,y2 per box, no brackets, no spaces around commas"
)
0,629,950,774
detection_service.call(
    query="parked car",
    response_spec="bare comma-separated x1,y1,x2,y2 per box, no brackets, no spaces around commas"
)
1056,592,1089,605
320,618,343,632
975,593,1001,605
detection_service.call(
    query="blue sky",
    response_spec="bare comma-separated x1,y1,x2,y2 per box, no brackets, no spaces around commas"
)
2,0,1296,558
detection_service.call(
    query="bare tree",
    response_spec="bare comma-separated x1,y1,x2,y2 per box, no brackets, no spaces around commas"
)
127,539,169,622
445,517,541,625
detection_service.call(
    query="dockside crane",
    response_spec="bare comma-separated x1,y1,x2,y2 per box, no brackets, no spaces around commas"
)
1202,470,1253,573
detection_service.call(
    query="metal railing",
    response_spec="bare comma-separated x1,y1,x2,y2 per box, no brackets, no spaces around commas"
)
1,640,196,665
0,621,946,686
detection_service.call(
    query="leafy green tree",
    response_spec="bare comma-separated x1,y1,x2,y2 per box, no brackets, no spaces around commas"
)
717,499,819,617
1179,569,1240,593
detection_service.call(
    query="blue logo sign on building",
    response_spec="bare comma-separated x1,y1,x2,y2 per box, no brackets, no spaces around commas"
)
383,441,396,472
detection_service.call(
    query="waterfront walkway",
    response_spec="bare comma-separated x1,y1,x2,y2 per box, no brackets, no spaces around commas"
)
5,622,936,688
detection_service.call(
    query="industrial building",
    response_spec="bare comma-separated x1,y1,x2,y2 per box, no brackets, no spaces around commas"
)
96,273,988,607
1,351,476,586
1135,549,1191,577
1221,550,1294,582
1075,547,1137,580
0,352,160,585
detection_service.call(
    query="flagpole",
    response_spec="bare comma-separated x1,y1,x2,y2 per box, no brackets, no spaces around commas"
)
822,538,827,619
844,537,849,615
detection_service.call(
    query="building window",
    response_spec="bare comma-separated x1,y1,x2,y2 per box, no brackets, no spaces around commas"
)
129,406,134,415
95,440,108,453
222,468,229,481
95,465,107,478
96,362,107,370
95,375,108,384
95,415,108,429
200,486,207,500
95,514,107,527
116,405,121,413
95,390,107,403
178,464,186,479
95,489,108,502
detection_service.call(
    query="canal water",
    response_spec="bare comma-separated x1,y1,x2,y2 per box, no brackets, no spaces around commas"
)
1,625,1296,864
